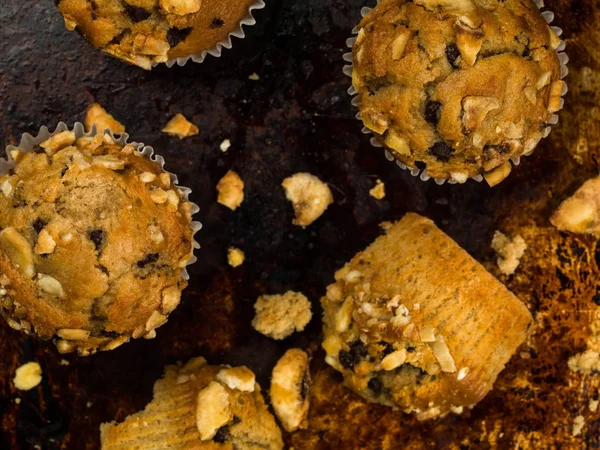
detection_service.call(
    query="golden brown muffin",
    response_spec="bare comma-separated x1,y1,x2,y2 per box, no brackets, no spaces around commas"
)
100,357,284,450
321,213,533,420
352,0,563,181
0,130,194,355
56,0,258,70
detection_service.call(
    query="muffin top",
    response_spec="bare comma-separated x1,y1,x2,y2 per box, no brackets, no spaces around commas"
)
56,0,257,69
352,0,563,181
0,130,194,355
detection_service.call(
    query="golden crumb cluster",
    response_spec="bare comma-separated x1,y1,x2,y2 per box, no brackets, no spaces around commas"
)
0,131,194,355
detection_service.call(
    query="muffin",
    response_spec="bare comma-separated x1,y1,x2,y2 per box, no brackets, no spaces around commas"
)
56,0,260,70
100,357,284,450
351,0,564,182
321,213,532,420
0,129,195,355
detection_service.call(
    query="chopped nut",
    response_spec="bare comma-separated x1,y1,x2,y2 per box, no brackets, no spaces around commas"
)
166,190,180,211
56,339,76,354
92,155,126,170
420,326,436,343
572,415,585,437
322,334,343,356
85,103,125,134
361,108,389,135
216,366,256,392
428,335,457,373
248,73,260,81
484,162,512,187
1,177,14,197
145,311,168,331
160,0,202,16
35,229,56,255
391,29,411,60
548,80,565,113
196,382,232,441
335,297,354,333
161,286,181,314
282,173,334,227
159,173,171,187
181,356,207,374
40,131,76,156
133,34,170,57
72,151,91,170
457,367,469,380
148,225,165,244
139,172,157,183
252,291,313,340
0,227,36,278
220,139,231,152
369,179,386,200
150,188,169,204
344,270,362,283
454,18,483,66
227,247,245,268
491,231,527,275
381,349,407,371
270,349,311,432
103,336,129,351
57,329,91,340
13,362,42,391
37,274,65,298
162,113,199,140
384,130,411,155
217,170,244,211
537,71,552,90
523,87,537,105
462,96,499,132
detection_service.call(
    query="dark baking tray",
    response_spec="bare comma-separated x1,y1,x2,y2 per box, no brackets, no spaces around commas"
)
1,0,600,448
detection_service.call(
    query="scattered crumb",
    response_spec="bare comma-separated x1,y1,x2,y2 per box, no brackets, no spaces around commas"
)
13,362,42,391
568,313,600,375
589,399,598,412
59,359,70,366
248,73,260,81
491,231,527,275
220,139,231,152
162,113,199,139
86,401,93,408
551,176,600,235
227,247,245,268
217,170,244,211
14,398,21,404
281,173,334,227
252,291,312,340
84,103,125,134
369,179,386,200
572,415,585,437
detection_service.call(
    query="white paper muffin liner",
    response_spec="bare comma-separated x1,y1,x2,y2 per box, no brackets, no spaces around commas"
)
162,0,266,68
343,0,569,185
0,122,202,281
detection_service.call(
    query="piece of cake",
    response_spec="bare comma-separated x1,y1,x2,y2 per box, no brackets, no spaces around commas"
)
252,291,312,340
321,213,533,420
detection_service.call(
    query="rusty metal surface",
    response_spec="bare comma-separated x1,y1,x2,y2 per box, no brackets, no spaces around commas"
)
1,0,600,448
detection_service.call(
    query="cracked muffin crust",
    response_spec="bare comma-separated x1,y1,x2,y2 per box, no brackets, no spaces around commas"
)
0,131,194,355
100,357,284,450
55,0,257,70
321,213,532,420
352,0,563,181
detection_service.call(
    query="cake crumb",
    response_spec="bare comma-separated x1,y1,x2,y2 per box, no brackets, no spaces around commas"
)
162,113,199,140
568,312,600,375
13,362,42,391
282,173,334,227
491,231,527,275
59,359,70,366
369,179,386,200
589,399,599,412
220,139,231,152
14,398,21,404
572,415,585,437
252,291,312,340
87,401,93,408
227,247,245,268
551,176,600,235
248,73,260,81
84,103,125,134
217,170,244,211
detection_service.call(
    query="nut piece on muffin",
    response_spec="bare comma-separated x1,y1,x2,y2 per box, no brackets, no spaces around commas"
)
352,0,563,182
0,131,195,355
321,213,532,420
56,0,259,69
100,357,284,450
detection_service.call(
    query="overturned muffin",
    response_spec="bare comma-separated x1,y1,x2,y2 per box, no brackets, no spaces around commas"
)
321,213,532,420
0,131,194,355
352,0,563,181
56,0,258,69
100,357,284,449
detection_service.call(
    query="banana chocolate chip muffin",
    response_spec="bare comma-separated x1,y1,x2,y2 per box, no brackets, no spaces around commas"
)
100,357,284,450
56,0,258,69
352,0,564,183
0,130,195,355
321,213,532,420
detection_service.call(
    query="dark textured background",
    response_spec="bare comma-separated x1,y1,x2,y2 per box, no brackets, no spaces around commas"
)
1,0,600,448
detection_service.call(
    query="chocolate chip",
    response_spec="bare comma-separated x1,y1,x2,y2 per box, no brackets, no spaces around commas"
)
367,377,382,394
350,340,368,359
339,340,368,370
232,415,241,425
593,293,600,306
429,142,454,162
137,253,159,268
166,27,192,48
379,341,394,357
497,144,510,154
446,43,460,68
32,218,48,234
338,350,356,370
213,425,230,443
406,345,416,353
124,5,151,22
89,229,105,251
210,18,225,29
425,101,442,125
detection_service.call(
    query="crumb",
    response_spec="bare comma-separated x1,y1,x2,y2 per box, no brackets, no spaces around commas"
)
252,291,312,340
248,73,260,81
227,247,245,268
551,176,600,235
281,173,334,227
369,179,386,200
14,398,21,404
162,113,199,139
87,401,93,408
84,103,125,134
572,415,585,437
589,399,599,412
217,170,244,211
13,362,42,391
59,359,70,366
220,139,231,152
491,231,527,275
569,311,600,375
